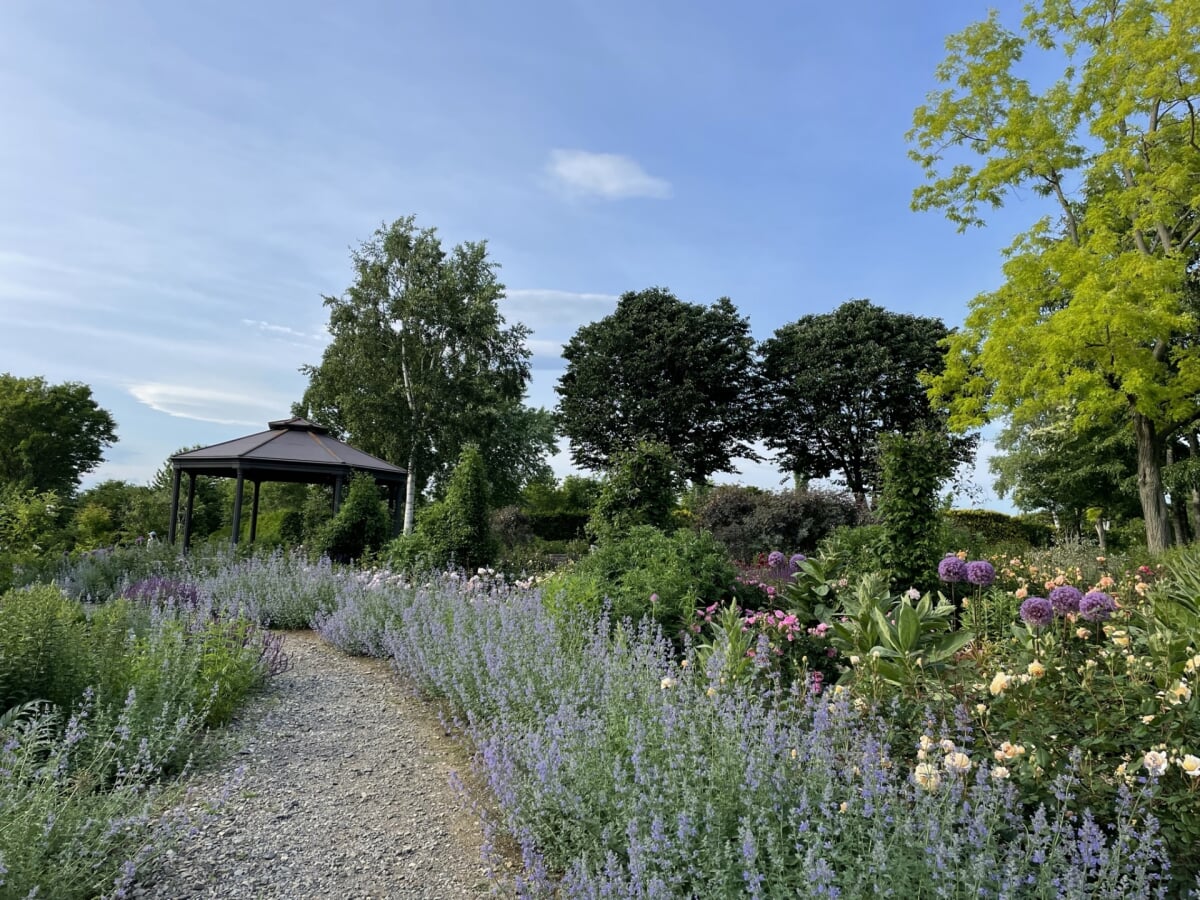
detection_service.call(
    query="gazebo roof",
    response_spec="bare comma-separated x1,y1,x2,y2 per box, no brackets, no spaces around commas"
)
171,417,406,484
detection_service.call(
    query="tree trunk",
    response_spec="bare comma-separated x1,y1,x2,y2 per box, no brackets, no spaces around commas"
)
1167,444,1190,544
403,450,417,535
1133,410,1172,553
1094,520,1107,552
1188,432,1200,543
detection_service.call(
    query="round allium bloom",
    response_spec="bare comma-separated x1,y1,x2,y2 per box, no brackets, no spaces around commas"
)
788,553,806,572
767,550,786,569
1019,596,1054,629
938,555,967,583
1048,585,1083,616
1079,591,1117,622
965,560,996,587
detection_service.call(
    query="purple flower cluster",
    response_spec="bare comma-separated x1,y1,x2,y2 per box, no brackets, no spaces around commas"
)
1048,585,1083,616
1080,591,1117,622
1019,596,1054,629
938,555,967,583
964,560,995,587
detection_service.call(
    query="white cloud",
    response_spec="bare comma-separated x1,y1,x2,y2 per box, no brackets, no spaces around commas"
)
503,289,619,331
127,383,285,427
545,150,671,199
241,318,327,343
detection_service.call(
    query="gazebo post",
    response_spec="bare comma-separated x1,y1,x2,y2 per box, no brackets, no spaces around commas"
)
182,473,197,553
333,474,345,514
168,467,182,544
231,469,245,547
390,482,402,537
249,479,262,544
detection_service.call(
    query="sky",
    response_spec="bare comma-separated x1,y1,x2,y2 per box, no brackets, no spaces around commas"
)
0,0,1048,509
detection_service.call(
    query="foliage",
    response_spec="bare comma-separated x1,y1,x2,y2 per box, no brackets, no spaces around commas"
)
877,430,957,592
819,523,888,583
587,441,682,541
298,216,532,533
943,509,1049,551
989,407,1139,539
692,484,858,561
911,1,1200,552
0,373,117,496
316,473,391,563
195,549,341,630
0,484,67,592
403,443,495,571
542,526,734,639
0,585,90,712
760,299,970,503
310,571,1178,896
556,287,760,483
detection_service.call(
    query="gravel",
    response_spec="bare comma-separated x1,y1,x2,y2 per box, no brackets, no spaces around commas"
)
134,630,504,899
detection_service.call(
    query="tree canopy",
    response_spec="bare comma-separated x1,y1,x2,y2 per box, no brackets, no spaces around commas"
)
0,374,117,496
299,217,534,532
759,299,962,506
910,0,1200,552
555,287,759,483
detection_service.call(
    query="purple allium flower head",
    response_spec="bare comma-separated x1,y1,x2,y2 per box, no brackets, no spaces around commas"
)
1079,591,1117,622
1019,596,1054,629
965,560,995,587
788,553,806,573
767,551,786,569
1048,585,1083,616
938,555,967,583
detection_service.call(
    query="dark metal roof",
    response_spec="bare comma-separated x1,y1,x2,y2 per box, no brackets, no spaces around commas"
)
171,418,406,483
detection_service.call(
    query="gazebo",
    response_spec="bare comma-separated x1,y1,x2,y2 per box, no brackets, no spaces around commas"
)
167,417,408,549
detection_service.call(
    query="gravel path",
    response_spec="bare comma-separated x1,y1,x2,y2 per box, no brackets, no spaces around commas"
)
134,631,501,899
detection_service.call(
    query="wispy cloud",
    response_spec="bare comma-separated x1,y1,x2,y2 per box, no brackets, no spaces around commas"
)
241,318,327,343
127,383,285,427
545,150,670,199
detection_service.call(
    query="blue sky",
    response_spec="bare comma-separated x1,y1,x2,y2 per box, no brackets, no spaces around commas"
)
0,0,1045,507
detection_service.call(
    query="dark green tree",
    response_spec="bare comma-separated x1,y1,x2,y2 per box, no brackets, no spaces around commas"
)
990,407,1139,541
759,300,965,507
0,374,117,496
556,288,759,484
299,217,532,532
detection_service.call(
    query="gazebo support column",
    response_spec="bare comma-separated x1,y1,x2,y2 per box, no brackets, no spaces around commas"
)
182,473,197,553
231,469,245,547
249,480,262,543
333,475,345,514
168,467,182,544
390,482,402,537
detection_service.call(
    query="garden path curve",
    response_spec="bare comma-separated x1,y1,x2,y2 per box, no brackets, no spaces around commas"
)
134,630,499,899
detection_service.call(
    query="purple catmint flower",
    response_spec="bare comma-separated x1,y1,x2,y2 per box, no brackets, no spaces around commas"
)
965,560,995,587
1080,591,1117,622
1019,596,1054,629
938,555,967,583
1048,585,1083,616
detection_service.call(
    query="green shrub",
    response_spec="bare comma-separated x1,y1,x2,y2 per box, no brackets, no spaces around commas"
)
317,473,391,562
588,442,681,541
821,524,888,582
877,430,956,593
694,484,857,561
543,526,734,638
404,444,495,571
0,585,90,712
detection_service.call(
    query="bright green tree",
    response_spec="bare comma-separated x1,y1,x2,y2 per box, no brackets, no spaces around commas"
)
0,374,117,496
910,0,1200,552
760,299,968,508
556,288,760,484
588,441,682,541
414,444,495,570
318,473,391,562
300,217,532,533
